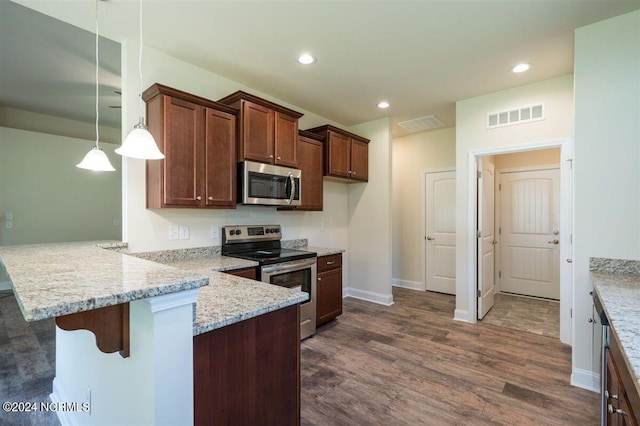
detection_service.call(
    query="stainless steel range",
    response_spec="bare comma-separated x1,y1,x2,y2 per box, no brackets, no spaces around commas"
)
222,225,317,339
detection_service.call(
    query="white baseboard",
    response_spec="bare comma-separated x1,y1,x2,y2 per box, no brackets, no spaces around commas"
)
571,368,600,393
344,287,394,306
454,309,473,323
0,281,11,291
391,279,424,291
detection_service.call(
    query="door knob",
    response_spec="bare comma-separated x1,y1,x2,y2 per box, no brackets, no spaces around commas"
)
426,236,434,241
548,239,559,244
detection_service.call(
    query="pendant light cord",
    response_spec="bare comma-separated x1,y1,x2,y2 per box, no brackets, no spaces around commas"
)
138,0,144,118
95,0,100,149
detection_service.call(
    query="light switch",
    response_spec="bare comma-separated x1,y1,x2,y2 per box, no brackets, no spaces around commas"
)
179,225,190,240
210,225,219,240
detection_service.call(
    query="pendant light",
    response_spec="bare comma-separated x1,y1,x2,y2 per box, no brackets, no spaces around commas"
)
77,0,116,172
115,0,164,160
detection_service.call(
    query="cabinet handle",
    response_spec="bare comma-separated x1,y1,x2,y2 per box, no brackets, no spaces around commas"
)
588,318,595,323
196,196,202,201
605,391,619,400
326,261,336,265
267,155,274,159
277,156,282,160
352,171,356,176
608,404,626,416
208,196,213,201
317,277,322,281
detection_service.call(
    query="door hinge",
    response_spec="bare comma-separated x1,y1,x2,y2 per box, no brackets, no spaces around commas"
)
476,230,481,238
477,289,481,298
499,271,502,278
477,171,481,179
498,227,501,235
570,308,573,318
571,234,573,244
567,159,573,169
499,183,501,191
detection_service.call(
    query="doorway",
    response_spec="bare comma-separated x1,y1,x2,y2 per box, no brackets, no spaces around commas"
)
467,140,572,345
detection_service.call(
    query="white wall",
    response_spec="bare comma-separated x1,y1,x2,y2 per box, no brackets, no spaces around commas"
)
391,127,456,287
573,10,640,389
346,118,394,304
121,41,349,255
493,148,560,170
0,126,122,246
455,74,574,321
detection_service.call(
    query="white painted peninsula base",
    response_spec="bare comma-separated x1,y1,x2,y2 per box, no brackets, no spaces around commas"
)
50,289,199,426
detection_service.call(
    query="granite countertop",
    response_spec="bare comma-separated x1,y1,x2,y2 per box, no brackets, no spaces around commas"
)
0,241,209,321
590,257,640,397
161,256,258,272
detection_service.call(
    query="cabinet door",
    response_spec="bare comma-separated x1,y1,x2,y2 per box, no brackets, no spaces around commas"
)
204,108,236,208
274,112,298,167
326,131,351,179
316,268,342,326
296,135,323,210
224,267,257,280
350,139,369,182
163,96,204,206
241,100,274,163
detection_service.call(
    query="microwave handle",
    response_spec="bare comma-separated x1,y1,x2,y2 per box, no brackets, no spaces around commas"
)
287,172,295,205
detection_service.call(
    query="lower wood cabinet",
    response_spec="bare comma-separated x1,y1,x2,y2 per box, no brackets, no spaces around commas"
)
224,267,257,280
316,254,343,326
606,329,639,426
193,304,300,426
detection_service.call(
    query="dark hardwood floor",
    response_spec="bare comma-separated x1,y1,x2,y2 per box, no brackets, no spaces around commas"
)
301,287,599,426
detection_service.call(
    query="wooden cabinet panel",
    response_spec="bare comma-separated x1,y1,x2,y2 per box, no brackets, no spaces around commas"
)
305,125,369,183
205,108,236,208
224,267,257,280
605,330,640,426
316,254,343,327
274,112,298,167
193,304,300,426
291,132,323,211
144,84,238,210
163,96,203,206
241,100,274,163
350,138,369,182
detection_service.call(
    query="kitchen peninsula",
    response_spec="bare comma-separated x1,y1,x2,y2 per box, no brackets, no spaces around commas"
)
0,241,307,425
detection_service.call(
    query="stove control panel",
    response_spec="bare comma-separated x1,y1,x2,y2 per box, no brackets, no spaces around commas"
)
222,225,281,243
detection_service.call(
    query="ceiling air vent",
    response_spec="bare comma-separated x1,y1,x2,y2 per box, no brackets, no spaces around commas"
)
487,103,545,129
398,114,445,132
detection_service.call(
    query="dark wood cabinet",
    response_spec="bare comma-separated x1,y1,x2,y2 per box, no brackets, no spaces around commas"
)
144,84,238,209
280,130,324,211
224,267,257,280
305,125,369,183
606,329,639,426
218,91,303,168
316,254,343,326
194,304,300,426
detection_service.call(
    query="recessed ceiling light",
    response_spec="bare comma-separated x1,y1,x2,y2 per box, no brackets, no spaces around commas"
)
377,101,390,109
298,53,316,65
512,63,531,73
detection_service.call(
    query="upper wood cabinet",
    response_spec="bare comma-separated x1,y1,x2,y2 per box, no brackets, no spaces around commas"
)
280,130,324,212
144,84,238,209
218,91,303,168
305,125,369,182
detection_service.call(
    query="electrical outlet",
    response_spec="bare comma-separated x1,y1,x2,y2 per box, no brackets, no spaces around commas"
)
320,222,326,232
169,226,179,240
113,219,119,226
5,212,13,220
5,221,12,229
179,225,190,240
210,225,219,240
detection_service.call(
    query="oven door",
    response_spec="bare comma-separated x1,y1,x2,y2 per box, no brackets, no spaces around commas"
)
261,258,316,339
241,161,301,206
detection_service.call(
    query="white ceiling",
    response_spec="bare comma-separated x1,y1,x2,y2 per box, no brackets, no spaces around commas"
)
4,0,640,136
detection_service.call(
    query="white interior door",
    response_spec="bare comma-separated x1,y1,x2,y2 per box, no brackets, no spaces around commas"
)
478,159,496,319
425,170,456,295
500,168,560,299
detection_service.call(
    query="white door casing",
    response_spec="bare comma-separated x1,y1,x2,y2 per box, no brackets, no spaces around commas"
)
425,170,456,295
478,159,496,319
500,168,560,300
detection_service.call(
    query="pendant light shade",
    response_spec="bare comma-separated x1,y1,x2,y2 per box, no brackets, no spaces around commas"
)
77,0,116,172
115,117,164,159
77,146,116,171
117,0,164,161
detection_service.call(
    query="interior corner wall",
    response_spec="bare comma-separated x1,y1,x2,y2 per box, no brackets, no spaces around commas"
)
0,126,122,246
455,74,574,321
346,118,393,304
121,40,349,266
391,127,456,287
573,10,640,383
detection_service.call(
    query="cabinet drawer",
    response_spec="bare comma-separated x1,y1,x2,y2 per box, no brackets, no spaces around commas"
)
224,267,257,280
317,254,342,273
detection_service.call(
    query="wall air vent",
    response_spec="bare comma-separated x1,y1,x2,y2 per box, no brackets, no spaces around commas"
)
487,103,545,129
398,114,445,132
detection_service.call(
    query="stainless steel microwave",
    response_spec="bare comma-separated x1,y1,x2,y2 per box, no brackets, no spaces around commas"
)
238,161,301,206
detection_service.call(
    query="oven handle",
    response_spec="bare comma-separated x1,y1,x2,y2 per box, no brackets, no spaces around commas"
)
287,172,295,206
262,258,316,274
